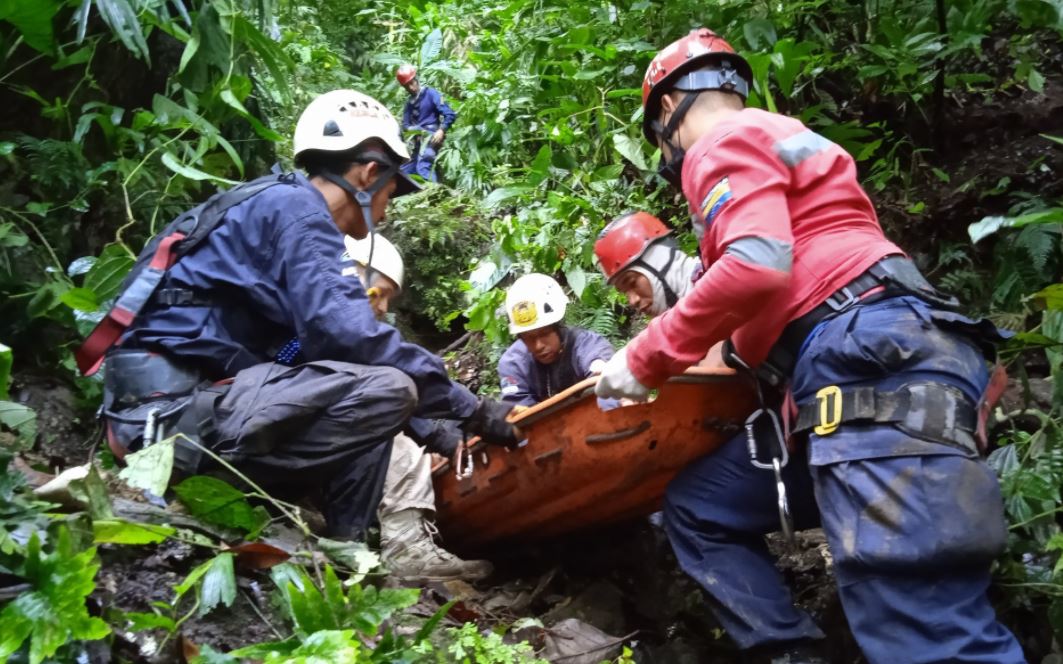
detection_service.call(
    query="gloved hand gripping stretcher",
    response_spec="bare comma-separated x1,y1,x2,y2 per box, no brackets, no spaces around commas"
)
431,366,757,549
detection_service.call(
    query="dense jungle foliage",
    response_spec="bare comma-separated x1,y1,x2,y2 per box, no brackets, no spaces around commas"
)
2,0,1063,660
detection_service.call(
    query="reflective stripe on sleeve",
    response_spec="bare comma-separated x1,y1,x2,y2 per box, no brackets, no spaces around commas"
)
724,236,793,272
773,130,835,168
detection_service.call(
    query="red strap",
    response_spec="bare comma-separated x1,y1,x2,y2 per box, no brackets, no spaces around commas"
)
74,233,186,376
976,362,1008,453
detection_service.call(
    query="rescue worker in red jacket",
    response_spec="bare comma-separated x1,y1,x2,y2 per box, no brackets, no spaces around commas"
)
595,28,1023,664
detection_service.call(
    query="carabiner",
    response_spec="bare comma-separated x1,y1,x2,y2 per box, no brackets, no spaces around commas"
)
774,457,796,546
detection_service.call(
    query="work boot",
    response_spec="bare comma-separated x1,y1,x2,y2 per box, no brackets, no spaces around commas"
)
380,508,493,582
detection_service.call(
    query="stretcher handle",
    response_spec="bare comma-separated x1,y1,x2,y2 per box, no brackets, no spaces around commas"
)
585,420,650,445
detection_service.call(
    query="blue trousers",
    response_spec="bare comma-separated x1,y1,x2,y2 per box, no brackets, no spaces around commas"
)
664,296,1025,663
400,141,437,181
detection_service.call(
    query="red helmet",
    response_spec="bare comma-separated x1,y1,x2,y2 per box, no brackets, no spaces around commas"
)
595,212,672,282
641,28,752,144
396,64,417,85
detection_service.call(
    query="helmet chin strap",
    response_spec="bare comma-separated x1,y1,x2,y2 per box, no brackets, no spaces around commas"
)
321,161,397,296
651,91,701,188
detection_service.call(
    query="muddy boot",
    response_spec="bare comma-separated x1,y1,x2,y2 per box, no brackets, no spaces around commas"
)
380,509,493,582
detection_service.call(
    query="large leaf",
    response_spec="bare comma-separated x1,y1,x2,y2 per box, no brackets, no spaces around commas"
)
1033,283,1063,311
93,519,176,545
173,475,270,537
118,438,174,497
316,538,380,582
420,28,444,66
0,401,37,450
0,529,110,664
968,208,1063,243
0,0,61,54
612,133,647,171
90,0,152,62
232,15,294,102
84,243,135,303
162,151,238,185
483,185,533,209
198,552,236,616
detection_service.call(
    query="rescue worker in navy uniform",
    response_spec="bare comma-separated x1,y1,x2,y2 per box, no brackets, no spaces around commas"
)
594,29,1024,664
396,64,457,182
497,273,615,406
99,89,517,543
343,234,492,582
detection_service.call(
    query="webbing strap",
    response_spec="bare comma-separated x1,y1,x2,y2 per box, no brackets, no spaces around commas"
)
793,382,979,452
75,233,186,376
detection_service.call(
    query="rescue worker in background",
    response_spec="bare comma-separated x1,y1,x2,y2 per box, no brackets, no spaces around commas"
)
594,211,700,317
344,234,492,582
498,273,615,406
595,29,1023,664
396,64,457,182
99,89,517,544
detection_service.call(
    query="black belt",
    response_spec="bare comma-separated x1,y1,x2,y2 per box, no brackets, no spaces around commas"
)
793,382,979,454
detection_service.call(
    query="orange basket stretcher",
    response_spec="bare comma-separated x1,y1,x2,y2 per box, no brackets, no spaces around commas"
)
432,366,757,549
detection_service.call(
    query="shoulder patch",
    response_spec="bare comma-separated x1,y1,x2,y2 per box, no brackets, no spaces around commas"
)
500,375,520,396
699,177,733,228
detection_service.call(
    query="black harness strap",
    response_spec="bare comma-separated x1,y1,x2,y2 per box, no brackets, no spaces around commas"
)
793,382,979,454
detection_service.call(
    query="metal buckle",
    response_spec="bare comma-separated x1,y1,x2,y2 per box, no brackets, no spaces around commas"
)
455,439,474,481
744,407,788,470
813,385,843,436
825,285,858,312
141,407,162,448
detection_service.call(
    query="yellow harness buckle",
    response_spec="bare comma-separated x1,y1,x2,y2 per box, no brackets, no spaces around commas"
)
814,385,843,436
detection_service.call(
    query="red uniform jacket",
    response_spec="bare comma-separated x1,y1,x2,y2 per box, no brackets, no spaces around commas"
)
627,108,902,386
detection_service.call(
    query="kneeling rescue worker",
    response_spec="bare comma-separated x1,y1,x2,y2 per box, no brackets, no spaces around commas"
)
78,89,518,545
594,28,1024,664
498,273,615,405
344,233,492,582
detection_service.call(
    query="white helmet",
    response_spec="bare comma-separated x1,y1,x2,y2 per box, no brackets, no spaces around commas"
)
344,234,404,292
505,273,568,335
294,89,410,166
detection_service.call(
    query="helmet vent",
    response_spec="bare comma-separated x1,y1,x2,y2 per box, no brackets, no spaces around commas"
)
544,303,554,314
324,120,342,137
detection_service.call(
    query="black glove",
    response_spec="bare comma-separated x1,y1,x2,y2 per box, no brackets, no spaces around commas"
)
463,398,519,447
424,419,463,457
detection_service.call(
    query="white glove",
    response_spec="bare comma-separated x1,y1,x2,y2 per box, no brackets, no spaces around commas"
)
594,347,650,401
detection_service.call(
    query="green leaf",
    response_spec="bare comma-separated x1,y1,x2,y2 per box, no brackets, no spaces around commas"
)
565,266,587,298
0,222,29,248
316,538,381,581
420,27,443,66
743,18,778,50
527,145,552,186
93,0,151,62
68,465,114,520
118,438,174,497
124,611,177,632
483,185,532,209
161,152,238,185
1034,284,1063,310
1043,134,1063,147
0,343,11,400
968,208,1063,243
232,16,294,102
93,519,175,545
198,552,236,616
219,88,283,142
612,133,647,171
173,475,270,536
0,528,110,664
0,401,37,450
84,244,134,303
0,0,61,54
59,287,99,312
1028,68,1046,93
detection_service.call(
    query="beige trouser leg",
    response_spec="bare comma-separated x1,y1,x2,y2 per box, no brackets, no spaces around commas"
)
378,433,435,518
